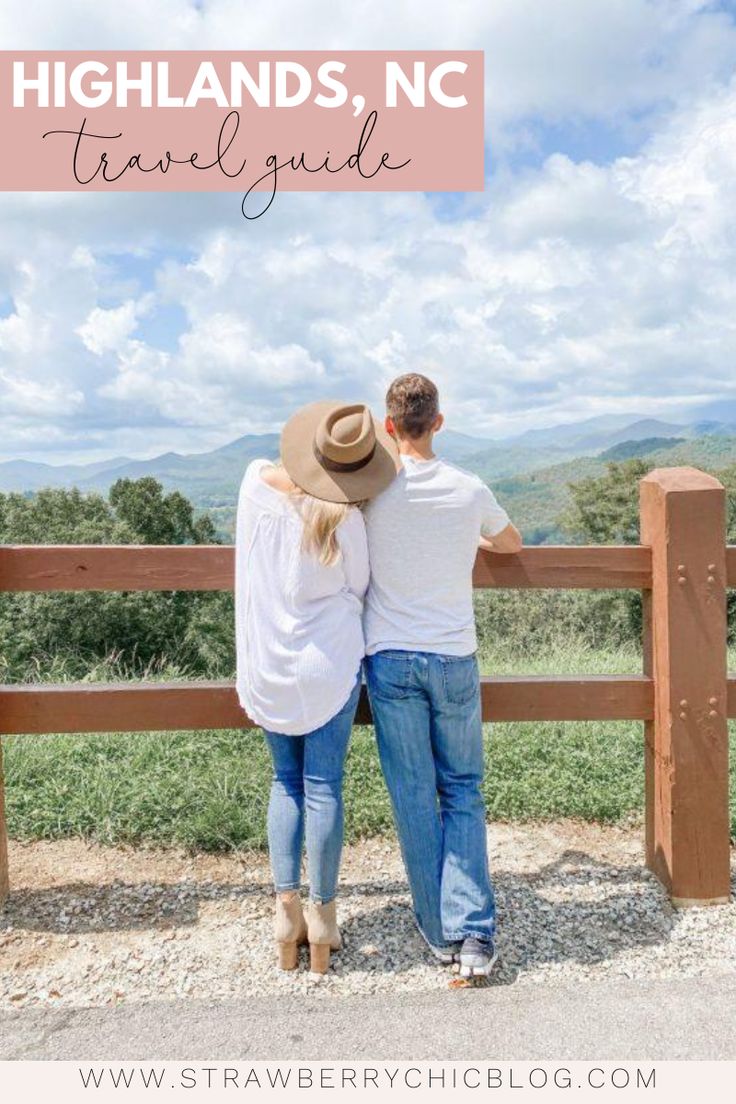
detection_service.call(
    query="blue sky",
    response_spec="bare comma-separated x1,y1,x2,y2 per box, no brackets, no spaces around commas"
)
2,0,736,464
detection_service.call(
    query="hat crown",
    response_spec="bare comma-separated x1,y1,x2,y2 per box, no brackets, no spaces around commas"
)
316,404,375,464
280,398,398,503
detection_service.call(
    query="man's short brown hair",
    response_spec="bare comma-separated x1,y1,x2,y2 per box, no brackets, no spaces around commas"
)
386,373,440,439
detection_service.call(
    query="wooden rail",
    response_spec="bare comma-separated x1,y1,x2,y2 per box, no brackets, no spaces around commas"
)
6,674,736,733
0,675,657,734
0,543,654,592
0,466,732,911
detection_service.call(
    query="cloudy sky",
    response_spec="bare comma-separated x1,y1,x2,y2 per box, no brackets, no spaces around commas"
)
2,1,736,463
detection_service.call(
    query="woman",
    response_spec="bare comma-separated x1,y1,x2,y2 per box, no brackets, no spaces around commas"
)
235,400,398,973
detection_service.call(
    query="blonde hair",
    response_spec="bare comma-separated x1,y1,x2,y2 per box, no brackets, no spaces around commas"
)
294,492,352,567
266,462,361,566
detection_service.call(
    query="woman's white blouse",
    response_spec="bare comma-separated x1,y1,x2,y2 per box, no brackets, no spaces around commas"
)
235,459,369,735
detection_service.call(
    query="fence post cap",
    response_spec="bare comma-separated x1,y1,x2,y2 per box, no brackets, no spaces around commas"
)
640,466,724,493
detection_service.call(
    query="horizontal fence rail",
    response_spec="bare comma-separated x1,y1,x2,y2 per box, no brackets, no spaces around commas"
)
0,543,661,591
4,542,736,593
0,675,660,734
0,543,234,592
5,673,736,734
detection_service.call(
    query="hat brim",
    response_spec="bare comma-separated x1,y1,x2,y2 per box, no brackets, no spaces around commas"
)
281,400,400,504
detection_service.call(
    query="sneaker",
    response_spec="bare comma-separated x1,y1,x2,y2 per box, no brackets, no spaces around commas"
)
458,936,498,978
428,941,462,966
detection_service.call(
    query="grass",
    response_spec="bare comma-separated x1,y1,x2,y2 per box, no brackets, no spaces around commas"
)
3,720,647,851
7,641,734,851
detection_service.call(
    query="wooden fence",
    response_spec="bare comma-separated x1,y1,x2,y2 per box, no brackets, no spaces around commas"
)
0,467,732,910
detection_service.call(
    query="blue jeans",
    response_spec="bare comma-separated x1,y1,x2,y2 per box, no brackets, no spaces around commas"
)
365,650,495,948
263,675,360,904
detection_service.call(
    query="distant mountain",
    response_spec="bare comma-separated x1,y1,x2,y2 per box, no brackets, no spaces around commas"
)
687,419,736,438
0,427,554,498
502,415,693,452
4,404,736,542
496,398,736,450
434,430,493,460
577,418,690,450
599,437,686,461
500,413,655,450
493,434,736,544
77,434,281,504
448,441,580,482
0,455,133,492
0,435,280,502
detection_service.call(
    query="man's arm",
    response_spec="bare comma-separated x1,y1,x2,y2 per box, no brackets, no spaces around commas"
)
477,482,522,553
479,522,523,554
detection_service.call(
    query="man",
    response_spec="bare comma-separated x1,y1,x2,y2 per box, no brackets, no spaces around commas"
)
363,373,522,978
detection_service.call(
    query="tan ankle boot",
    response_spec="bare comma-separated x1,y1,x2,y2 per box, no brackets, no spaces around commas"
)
274,891,307,970
305,898,341,974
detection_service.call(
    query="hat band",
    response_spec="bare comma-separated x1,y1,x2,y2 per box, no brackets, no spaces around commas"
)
314,440,377,473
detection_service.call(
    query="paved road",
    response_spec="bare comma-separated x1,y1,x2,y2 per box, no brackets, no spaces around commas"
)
1,975,735,1060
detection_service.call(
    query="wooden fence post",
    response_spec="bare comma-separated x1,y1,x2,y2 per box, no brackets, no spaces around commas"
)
640,467,731,905
0,737,8,908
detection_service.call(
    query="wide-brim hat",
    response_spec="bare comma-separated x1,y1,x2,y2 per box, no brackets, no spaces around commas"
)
281,400,400,504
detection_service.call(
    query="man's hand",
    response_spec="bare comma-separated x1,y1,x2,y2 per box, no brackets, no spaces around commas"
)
479,523,523,554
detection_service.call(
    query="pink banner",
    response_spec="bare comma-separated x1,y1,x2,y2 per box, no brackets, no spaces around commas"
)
0,51,484,212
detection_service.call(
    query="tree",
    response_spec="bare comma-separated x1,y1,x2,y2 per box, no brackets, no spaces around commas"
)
560,458,736,643
0,479,233,682
108,478,217,545
0,487,129,544
561,459,652,544
563,458,736,546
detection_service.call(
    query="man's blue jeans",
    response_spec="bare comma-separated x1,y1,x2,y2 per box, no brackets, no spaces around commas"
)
263,675,361,904
365,650,495,949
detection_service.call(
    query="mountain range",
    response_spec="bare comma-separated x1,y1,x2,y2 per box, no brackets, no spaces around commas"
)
3,404,736,542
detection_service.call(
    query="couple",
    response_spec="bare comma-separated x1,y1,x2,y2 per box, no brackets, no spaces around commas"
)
235,373,522,978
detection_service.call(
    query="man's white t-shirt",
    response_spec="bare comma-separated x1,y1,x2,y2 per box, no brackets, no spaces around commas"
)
363,455,510,657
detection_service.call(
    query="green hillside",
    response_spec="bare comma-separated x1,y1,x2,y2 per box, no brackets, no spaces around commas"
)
491,457,603,544
196,434,736,544
599,437,685,460
204,433,736,544
5,424,736,545
490,436,736,543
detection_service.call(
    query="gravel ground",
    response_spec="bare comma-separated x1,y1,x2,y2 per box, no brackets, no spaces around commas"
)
1,822,734,1010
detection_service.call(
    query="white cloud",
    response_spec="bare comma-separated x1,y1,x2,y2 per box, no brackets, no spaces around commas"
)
95,312,326,429
77,300,142,355
3,1,736,458
101,75,735,440
0,370,84,418
0,299,39,357
0,283,85,419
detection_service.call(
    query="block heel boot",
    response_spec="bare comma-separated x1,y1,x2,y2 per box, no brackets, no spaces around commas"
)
275,891,308,970
305,899,341,974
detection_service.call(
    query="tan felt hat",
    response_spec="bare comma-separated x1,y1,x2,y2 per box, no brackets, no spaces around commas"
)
281,400,400,504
